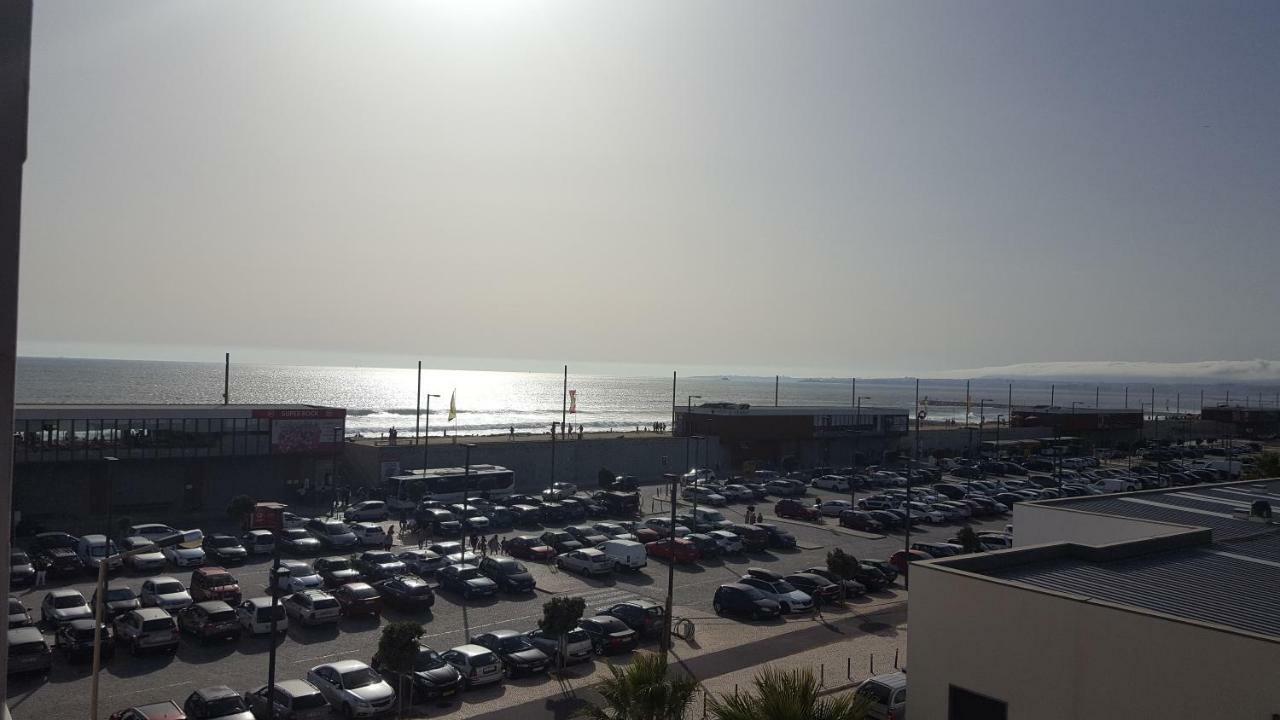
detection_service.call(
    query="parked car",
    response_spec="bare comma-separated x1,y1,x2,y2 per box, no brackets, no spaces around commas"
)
396,549,446,576
441,644,504,689
681,486,727,506
754,523,798,549
596,599,665,639
30,531,86,577
375,575,436,610
564,525,609,547
538,530,583,555
642,518,690,538
343,500,390,522
416,508,462,537
313,556,363,588
353,550,405,582
163,541,206,569
856,670,907,720
177,600,242,642
119,537,167,574
597,539,647,571
40,588,92,626
863,559,898,584
556,548,615,576
7,626,52,675
7,597,31,629
113,607,179,655
371,642,462,701
888,549,932,577
501,536,556,561
774,499,821,521
645,538,701,564
541,482,578,500
911,542,963,558
811,475,851,492
577,615,638,655
306,660,397,718
305,519,359,551
76,534,123,573
737,575,813,614
91,584,142,619
240,530,276,556
275,559,324,594
276,528,322,556
333,582,383,618
725,523,769,552
712,583,781,620
127,524,180,542
181,685,253,720
437,564,499,599
107,702,186,720
684,533,722,559
54,618,113,663
478,556,536,593
426,542,479,567
283,590,342,627
202,535,248,565
802,566,872,596
236,596,287,636
349,523,389,548
190,567,242,604
472,629,551,677
783,572,844,604
838,510,884,533
816,499,854,517
525,627,594,666
244,680,329,720
706,529,744,554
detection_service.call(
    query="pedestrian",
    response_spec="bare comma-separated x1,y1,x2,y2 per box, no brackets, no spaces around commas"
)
469,534,478,552
479,536,488,556
35,564,46,588
509,426,515,440
385,526,396,550
488,535,499,555
399,507,409,531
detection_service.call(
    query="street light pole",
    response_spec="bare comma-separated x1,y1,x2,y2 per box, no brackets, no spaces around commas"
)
661,470,679,662
461,443,477,641
421,393,440,472
850,396,870,509
88,455,120,718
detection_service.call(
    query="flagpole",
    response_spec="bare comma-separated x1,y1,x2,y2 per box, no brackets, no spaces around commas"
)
562,365,568,432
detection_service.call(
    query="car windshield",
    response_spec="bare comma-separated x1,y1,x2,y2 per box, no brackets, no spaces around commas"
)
312,598,339,610
703,512,725,522
154,582,184,594
205,697,248,715
326,558,352,570
566,629,589,643
455,567,482,580
211,537,240,548
142,618,174,631
341,668,381,689
282,529,308,539
106,588,134,601
856,681,892,704
772,581,797,593
322,523,347,534
88,543,117,557
204,573,234,585
207,609,236,622
53,595,84,608
413,649,447,670
498,560,527,573
499,635,530,652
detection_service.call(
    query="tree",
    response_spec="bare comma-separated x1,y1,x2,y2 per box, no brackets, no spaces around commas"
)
115,515,133,539
599,467,617,489
826,548,860,580
226,495,256,530
375,621,424,717
1246,452,1280,480
576,652,699,720
540,595,586,671
708,666,869,720
956,525,983,554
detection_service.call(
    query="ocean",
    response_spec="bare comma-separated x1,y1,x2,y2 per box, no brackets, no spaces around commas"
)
15,357,1273,439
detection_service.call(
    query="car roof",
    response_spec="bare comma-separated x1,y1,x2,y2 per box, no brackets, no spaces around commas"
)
452,643,492,656
276,679,320,697
194,566,229,576
134,701,186,720
862,670,907,689
47,588,83,598
320,659,370,673
718,582,753,592
9,626,44,643
486,628,522,639
194,600,233,612
135,607,172,620
194,685,239,701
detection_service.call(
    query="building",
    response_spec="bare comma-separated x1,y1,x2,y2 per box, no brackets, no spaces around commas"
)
909,479,1280,719
1201,405,1280,438
12,404,345,530
674,402,909,470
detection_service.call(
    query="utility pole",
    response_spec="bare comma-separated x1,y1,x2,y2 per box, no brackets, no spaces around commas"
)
223,352,230,404
775,375,779,407
905,378,919,589
562,365,568,430
415,361,422,445
671,371,677,432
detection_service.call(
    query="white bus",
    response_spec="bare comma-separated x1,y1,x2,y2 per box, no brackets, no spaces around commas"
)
391,465,515,503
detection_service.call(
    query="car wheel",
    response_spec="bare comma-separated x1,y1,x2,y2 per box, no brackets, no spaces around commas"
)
462,589,472,600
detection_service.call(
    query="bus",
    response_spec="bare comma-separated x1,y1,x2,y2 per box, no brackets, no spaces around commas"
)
390,465,515,504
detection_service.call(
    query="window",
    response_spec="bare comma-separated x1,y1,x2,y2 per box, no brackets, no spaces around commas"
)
948,685,1006,720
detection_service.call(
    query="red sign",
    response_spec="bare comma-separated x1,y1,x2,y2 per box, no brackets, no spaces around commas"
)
250,502,288,531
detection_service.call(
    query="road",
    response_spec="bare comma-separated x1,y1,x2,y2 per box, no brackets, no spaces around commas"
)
5,482,1006,719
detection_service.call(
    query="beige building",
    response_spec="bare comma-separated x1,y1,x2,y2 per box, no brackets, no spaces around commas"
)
908,479,1280,719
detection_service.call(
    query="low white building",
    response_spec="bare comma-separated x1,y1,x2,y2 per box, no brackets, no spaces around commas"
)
908,479,1280,719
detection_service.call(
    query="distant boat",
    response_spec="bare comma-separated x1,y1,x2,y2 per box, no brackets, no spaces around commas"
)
720,376,730,381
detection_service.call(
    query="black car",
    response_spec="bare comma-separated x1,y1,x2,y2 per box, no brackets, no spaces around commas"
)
486,506,514,530
866,510,902,530
538,502,567,523
802,566,872,596
712,583,781,620
276,528,321,555
596,599,665,639
477,556,536,593
753,523,797,549
785,572,845,604
506,494,543,508
863,559,898,584
559,498,588,521
176,601,241,643
201,535,248,565
507,505,543,526
838,511,884,533
55,618,113,663
9,550,35,590
436,564,498,599
416,508,462,537
313,556,363,588
473,629,551,677
372,642,463,700
539,531,583,555
353,550,406,582
30,532,84,577
564,526,608,548
577,616,638,655
376,575,436,610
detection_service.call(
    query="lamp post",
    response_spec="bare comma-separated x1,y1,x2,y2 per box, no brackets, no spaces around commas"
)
995,416,1004,459
977,399,992,465
461,443,477,642
850,396,871,508
660,471,679,662
91,529,204,720
421,393,440,473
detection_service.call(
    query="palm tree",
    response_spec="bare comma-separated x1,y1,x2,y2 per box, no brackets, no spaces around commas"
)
708,667,870,720
577,652,699,720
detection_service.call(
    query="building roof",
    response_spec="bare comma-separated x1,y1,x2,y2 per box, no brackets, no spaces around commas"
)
1011,405,1142,415
943,479,1280,641
678,404,907,416
15,403,344,420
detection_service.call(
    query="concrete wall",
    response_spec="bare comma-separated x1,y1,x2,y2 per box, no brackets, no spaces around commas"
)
909,563,1280,719
1012,503,1192,547
342,435,725,493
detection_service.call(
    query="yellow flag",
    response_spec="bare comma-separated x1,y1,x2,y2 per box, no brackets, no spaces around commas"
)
448,390,457,421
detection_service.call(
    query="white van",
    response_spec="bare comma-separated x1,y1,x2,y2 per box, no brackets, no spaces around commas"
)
690,508,733,530
241,529,276,555
237,596,287,635
76,535,122,572
598,540,647,571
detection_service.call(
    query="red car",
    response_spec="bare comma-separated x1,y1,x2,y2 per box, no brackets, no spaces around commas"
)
502,535,557,561
889,549,932,577
774,499,820,521
645,538,701,564
632,528,662,544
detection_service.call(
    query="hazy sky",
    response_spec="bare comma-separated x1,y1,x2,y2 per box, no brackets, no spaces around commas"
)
17,1,1280,377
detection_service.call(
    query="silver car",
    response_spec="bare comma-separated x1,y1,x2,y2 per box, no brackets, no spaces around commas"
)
306,660,396,718
857,671,907,720
737,575,813,614
555,548,614,576
40,589,92,626
244,679,330,720
140,576,193,612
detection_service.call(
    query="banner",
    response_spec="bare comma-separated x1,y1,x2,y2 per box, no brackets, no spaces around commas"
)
569,389,577,414
448,390,457,421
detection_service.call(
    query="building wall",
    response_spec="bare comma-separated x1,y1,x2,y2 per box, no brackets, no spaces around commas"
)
909,564,1280,719
1012,503,1191,547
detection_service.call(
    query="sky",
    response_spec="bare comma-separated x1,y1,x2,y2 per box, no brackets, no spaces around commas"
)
16,0,1280,379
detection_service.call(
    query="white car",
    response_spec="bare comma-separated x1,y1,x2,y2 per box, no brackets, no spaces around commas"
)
128,523,180,542
349,522,388,548
281,511,309,530
719,484,756,502
163,544,206,568
396,549,445,576
555,548,615,576
140,576,193,612
236,596,287,635
121,536,167,573
283,590,342,626
642,518,690,538
817,500,854,517
811,475,852,492
276,559,324,593
307,660,396,718
707,529,743,553
343,500,389,523
540,482,577,501
681,487,727,506
902,502,947,524
526,628,595,665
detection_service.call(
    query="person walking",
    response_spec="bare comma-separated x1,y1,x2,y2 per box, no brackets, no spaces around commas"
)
469,533,479,553
488,535,499,555
385,526,396,551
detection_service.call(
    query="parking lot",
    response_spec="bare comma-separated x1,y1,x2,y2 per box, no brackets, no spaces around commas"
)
5,482,1008,719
